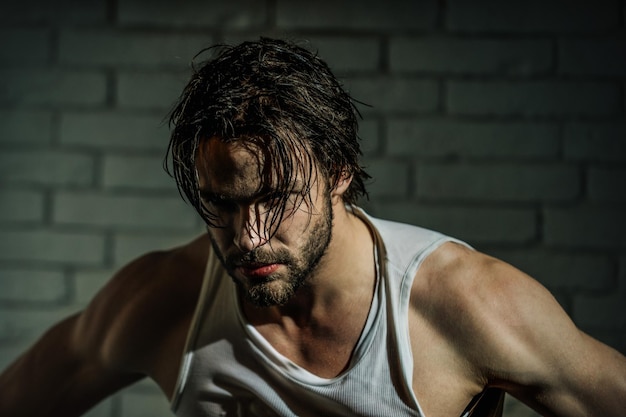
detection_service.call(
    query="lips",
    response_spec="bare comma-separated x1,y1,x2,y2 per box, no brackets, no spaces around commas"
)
238,263,280,279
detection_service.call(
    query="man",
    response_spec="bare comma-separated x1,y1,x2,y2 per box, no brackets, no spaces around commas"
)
1,38,625,417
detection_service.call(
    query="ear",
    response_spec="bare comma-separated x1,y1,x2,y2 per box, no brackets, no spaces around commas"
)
330,170,353,203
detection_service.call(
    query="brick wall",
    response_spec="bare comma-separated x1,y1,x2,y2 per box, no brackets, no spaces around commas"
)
1,1,624,416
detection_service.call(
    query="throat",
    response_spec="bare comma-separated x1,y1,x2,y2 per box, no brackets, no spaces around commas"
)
243,272,380,379
255,314,366,378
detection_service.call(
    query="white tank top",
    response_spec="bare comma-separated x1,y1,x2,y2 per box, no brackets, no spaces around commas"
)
170,208,503,417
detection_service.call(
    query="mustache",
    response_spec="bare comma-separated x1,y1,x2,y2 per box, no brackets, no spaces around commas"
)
226,248,291,267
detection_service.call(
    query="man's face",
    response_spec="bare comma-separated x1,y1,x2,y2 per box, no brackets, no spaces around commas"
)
196,138,333,307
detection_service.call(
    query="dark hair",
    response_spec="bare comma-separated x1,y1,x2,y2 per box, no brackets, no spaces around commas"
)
165,37,369,228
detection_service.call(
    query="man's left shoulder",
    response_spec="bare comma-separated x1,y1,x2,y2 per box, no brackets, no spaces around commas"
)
410,241,568,360
410,241,543,329
411,241,491,296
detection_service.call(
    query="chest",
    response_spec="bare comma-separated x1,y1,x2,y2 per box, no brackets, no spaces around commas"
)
172,291,421,417
252,314,368,379
166,252,484,417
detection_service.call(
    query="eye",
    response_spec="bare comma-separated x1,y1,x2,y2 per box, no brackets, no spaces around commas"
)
259,191,303,215
262,192,284,205
204,195,238,213
255,192,282,214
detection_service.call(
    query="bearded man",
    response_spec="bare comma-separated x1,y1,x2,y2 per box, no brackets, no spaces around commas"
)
1,38,625,417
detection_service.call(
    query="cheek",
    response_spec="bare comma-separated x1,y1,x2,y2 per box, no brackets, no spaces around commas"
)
208,227,233,249
274,212,314,244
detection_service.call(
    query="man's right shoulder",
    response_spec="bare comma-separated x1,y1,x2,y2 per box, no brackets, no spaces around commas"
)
73,234,211,373
91,233,211,311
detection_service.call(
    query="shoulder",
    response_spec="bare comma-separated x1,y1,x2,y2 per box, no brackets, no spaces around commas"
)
410,242,564,379
74,234,211,374
411,241,550,318
410,243,626,415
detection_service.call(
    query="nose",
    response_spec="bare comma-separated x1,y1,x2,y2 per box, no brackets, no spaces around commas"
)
233,204,269,252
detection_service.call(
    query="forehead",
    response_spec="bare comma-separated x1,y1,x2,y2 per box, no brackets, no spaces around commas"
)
196,138,263,192
195,137,318,196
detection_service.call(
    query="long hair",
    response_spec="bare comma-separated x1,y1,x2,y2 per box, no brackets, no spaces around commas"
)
165,37,370,229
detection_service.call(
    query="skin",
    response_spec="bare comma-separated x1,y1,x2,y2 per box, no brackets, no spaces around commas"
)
196,137,378,378
196,138,335,309
1,137,625,417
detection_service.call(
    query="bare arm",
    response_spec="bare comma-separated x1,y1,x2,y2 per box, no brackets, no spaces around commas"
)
419,243,626,417
480,262,626,416
0,236,208,416
0,313,143,416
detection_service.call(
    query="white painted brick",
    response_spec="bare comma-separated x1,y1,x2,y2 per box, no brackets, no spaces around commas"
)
60,112,168,151
118,0,265,28
347,77,438,114
358,119,380,156
53,191,197,231
0,111,53,145
573,292,626,328
0,190,44,222
59,30,214,69
0,0,105,24
447,0,619,32
0,150,94,186
559,39,626,76
307,37,380,73
387,119,559,159
544,207,626,249
277,0,437,30
564,123,626,162
417,163,579,202
488,249,614,291
0,28,50,65
391,37,551,75
0,230,105,265
102,154,176,190
620,255,626,291
0,268,67,303
587,167,626,203
0,70,107,107
117,72,188,110
378,203,537,244
365,159,410,198
447,81,621,116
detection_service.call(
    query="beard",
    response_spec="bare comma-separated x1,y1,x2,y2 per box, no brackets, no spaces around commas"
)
209,193,333,307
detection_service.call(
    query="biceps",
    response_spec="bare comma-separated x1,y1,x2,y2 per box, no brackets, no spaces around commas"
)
482,278,626,415
543,333,626,416
0,314,143,417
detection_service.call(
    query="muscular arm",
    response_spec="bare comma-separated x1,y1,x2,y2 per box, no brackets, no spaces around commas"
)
0,236,208,417
417,243,626,417
0,313,144,416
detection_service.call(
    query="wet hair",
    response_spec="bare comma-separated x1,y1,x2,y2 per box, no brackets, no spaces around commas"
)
165,37,370,229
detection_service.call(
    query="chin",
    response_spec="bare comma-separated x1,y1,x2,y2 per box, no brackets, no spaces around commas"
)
245,280,296,307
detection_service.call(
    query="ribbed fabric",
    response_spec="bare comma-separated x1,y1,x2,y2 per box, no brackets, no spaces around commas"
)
170,208,503,417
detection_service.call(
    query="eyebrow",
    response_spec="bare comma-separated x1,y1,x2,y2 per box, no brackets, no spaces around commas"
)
199,181,306,203
198,190,225,201
198,187,270,203
198,189,252,204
